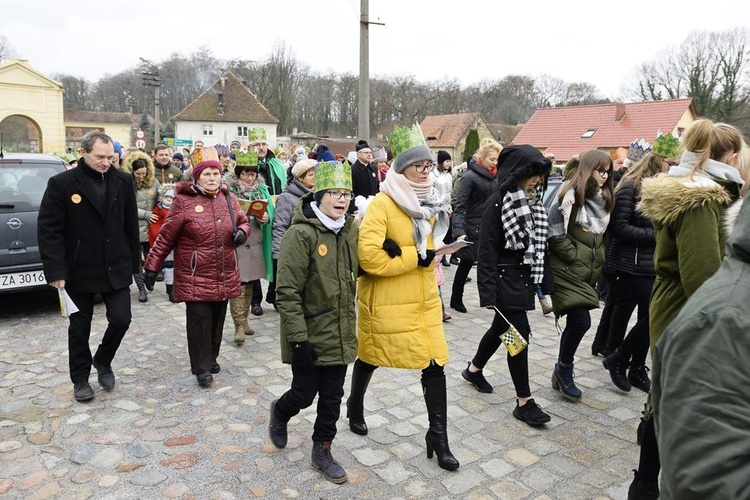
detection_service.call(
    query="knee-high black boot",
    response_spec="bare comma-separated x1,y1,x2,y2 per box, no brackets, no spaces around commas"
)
346,362,373,435
422,374,459,471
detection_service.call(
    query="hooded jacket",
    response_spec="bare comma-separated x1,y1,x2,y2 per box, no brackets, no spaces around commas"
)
652,196,750,499
276,193,358,365
153,160,184,186
357,192,448,369
638,172,739,350
144,182,251,302
121,151,160,243
477,145,553,309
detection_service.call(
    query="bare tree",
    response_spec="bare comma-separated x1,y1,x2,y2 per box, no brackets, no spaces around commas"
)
0,35,16,62
631,28,750,123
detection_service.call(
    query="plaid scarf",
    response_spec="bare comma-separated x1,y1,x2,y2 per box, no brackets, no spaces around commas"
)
501,187,548,284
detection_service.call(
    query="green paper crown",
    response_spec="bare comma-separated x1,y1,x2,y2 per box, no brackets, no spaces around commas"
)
389,123,427,159
248,127,267,143
314,161,352,193
652,133,681,159
235,149,258,167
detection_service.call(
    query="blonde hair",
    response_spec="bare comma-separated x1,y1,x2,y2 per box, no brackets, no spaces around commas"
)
737,147,750,196
475,137,501,167
682,119,743,175
617,152,665,193
558,149,614,211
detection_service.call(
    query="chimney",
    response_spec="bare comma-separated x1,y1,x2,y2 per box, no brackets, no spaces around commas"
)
220,76,226,88
292,127,298,136
615,103,626,121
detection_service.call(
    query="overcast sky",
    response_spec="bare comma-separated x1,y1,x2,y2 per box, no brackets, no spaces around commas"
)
2,0,747,100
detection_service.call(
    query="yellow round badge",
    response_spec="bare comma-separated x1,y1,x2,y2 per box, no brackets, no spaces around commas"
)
71,194,82,204
195,205,204,213
317,244,328,257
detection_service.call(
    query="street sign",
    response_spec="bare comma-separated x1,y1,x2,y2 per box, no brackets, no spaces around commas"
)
173,139,193,148
136,130,145,139
135,139,147,149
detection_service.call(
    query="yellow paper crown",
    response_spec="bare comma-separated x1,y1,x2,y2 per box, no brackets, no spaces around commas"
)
190,146,219,166
235,149,258,167
248,127,267,143
389,124,427,158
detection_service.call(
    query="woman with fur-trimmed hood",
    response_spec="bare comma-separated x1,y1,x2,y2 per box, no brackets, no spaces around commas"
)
627,118,744,499
121,150,161,302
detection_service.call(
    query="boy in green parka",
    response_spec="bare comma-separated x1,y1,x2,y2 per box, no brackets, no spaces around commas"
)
269,160,358,484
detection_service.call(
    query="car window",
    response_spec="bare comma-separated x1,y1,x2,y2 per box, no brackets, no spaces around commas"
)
0,166,58,213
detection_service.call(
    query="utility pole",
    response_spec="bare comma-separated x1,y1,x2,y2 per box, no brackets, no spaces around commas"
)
358,0,384,140
140,58,161,148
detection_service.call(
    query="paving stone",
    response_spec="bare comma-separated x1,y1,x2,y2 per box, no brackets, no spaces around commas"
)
18,470,47,490
126,443,152,458
480,457,516,479
129,469,167,486
441,469,486,495
489,477,534,500
351,447,390,466
69,444,95,465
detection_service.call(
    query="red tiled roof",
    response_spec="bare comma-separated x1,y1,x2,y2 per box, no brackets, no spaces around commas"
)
512,99,695,161
173,71,278,124
420,113,483,148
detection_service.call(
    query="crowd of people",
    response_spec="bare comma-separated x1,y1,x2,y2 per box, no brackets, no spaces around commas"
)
38,118,749,495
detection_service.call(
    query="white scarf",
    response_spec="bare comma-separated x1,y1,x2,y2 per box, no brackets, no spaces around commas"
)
548,181,610,238
379,168,449,259
668,151,745,185
311,201,346,234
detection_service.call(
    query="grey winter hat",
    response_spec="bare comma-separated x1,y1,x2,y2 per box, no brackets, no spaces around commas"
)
392,144,433,174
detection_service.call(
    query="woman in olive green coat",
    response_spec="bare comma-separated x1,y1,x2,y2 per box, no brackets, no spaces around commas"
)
545,150,614,400
626,119,744,498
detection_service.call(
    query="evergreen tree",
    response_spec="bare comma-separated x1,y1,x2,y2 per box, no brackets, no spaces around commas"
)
463,129,479,163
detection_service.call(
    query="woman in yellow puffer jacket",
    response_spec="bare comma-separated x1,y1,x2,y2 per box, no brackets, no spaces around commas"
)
346,125,458,471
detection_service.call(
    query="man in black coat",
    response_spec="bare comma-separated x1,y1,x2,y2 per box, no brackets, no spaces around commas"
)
349,139,379,214
38,131,140,402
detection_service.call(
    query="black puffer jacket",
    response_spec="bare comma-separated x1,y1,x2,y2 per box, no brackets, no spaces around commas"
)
452,158,496,260
604,180,655,276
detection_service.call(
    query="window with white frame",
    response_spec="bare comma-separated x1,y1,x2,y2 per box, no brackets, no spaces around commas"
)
202,125,214,136
237,126,248,137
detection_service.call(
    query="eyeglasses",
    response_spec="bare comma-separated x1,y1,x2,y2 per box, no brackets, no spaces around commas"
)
595,168,611,177
327,190,353,200
411,162,435,173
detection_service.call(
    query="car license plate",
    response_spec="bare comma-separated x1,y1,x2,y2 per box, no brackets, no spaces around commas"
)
0,270,47,290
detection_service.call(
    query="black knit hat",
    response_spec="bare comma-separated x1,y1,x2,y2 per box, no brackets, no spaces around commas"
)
437,150,451,165
355,139,370,152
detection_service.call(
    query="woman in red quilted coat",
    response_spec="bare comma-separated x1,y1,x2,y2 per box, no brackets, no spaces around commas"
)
144,148,250,387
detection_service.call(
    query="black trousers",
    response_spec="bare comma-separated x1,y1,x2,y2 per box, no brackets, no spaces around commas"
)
471,309,532,398
185,301,227,374
592,272,617,351
451,257,474,298
67,287,131,384
354,358,444,380
612,274,653,366
558,307,592,364
275,364,348,442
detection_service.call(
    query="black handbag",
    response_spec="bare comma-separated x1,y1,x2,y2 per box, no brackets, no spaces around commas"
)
224,192,242,247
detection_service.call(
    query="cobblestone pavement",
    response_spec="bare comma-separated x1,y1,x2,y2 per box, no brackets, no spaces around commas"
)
0,267,645,499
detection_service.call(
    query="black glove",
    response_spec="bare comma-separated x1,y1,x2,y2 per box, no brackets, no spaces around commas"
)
290,341,318,372
418,249,436,268
232,228,246,246
144,270,157,291
382,238,402,258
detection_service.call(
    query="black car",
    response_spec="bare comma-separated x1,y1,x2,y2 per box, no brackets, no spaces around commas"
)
0,153,67,293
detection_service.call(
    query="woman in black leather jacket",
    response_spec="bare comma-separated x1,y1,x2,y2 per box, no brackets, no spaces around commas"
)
450,138,501,312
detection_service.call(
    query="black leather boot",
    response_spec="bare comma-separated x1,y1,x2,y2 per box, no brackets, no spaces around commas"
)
134,273,148,302
628,365,651,393
603,349,631,391
346,362,373,435
627,470,659,499
422,374,459,471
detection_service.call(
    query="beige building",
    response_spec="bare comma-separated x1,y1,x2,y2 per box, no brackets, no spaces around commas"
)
0,59,66,154
420,112,495,164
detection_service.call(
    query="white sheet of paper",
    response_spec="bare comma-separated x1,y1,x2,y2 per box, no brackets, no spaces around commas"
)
64,289,79,316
